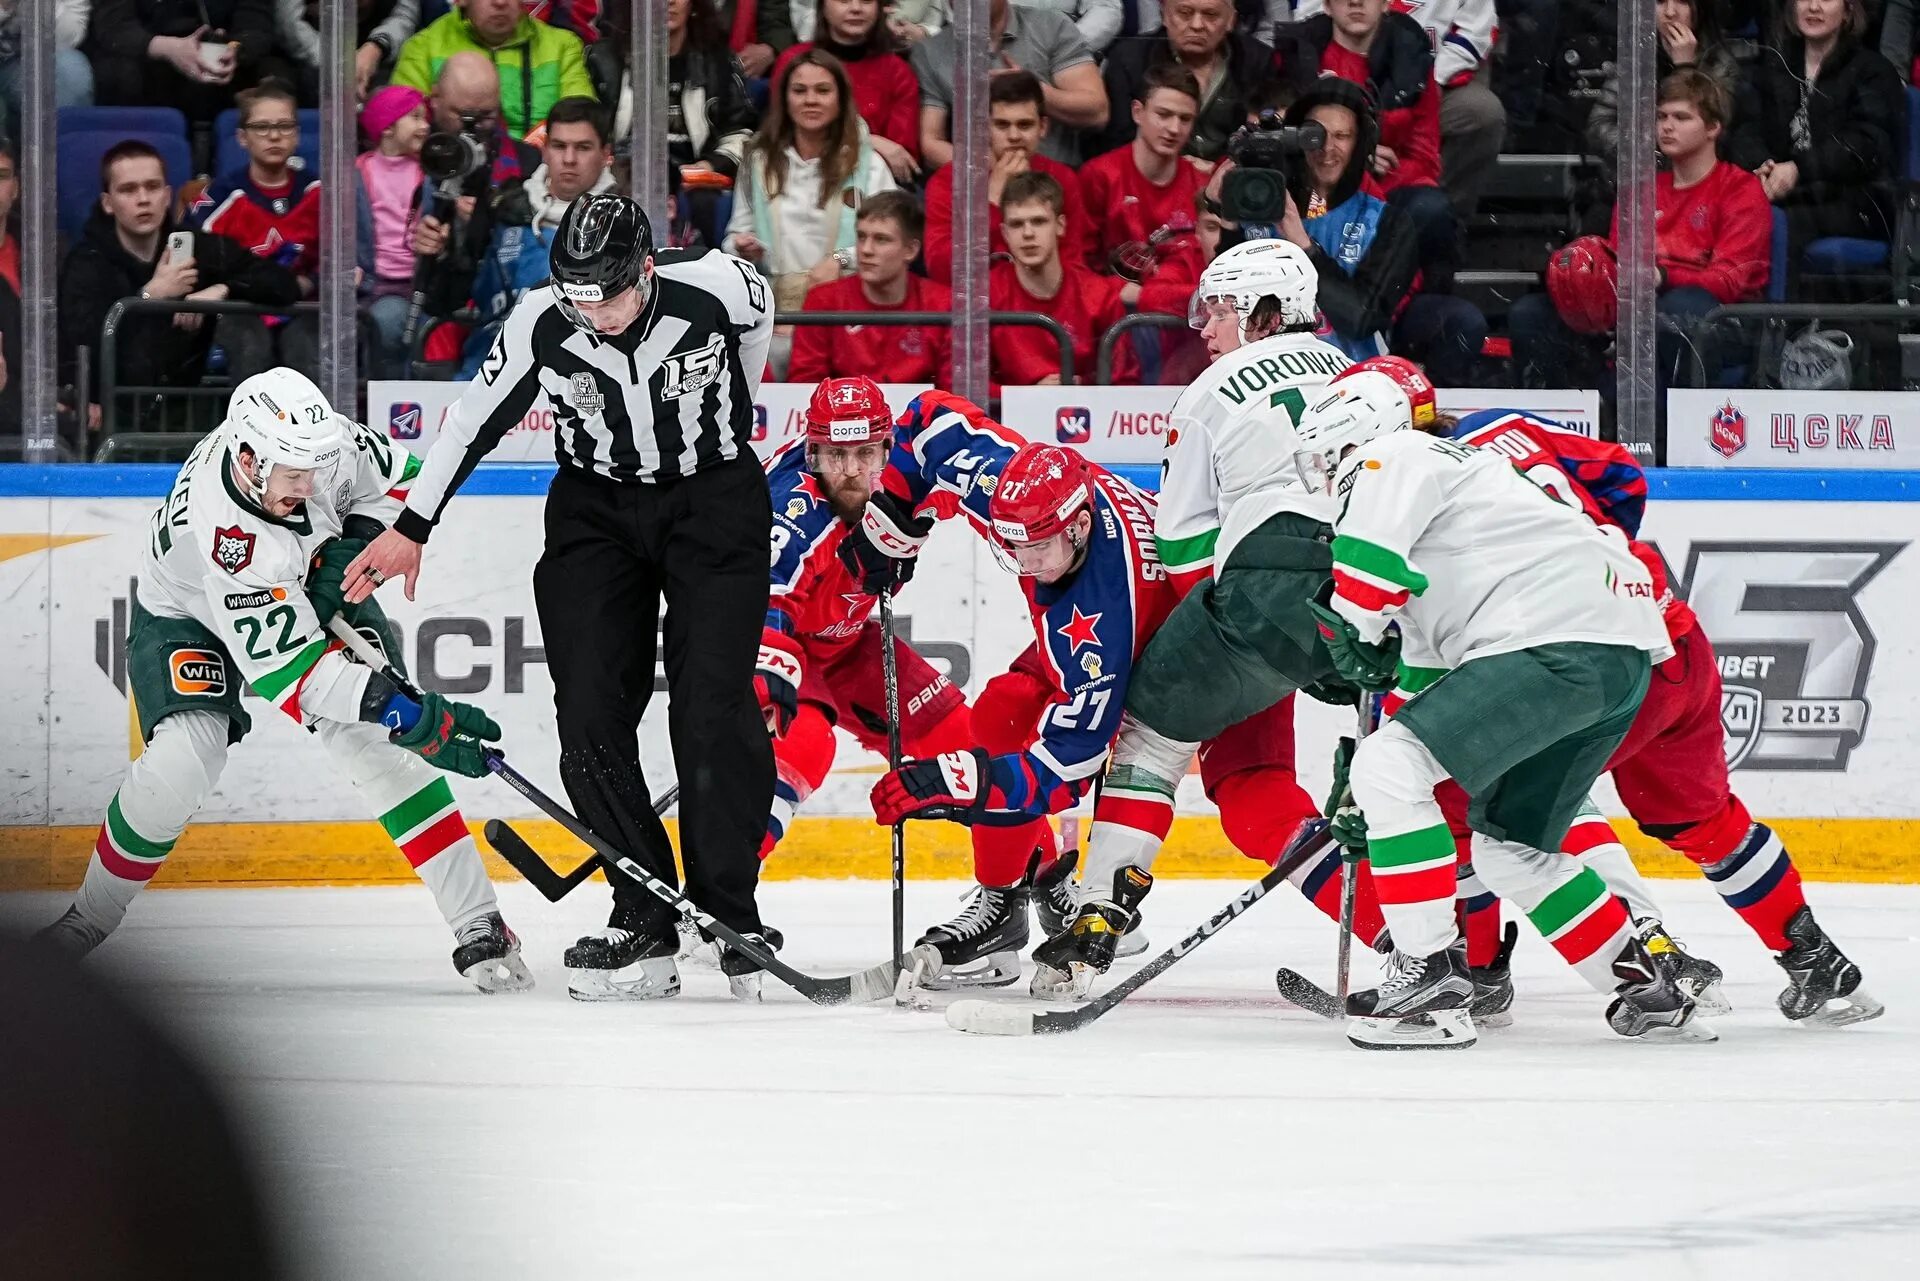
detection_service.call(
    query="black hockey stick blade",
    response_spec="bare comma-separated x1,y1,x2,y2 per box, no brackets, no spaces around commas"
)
946,819,1335,1036
479,774,896,1007
1273,967,1342,1020
484,785,683,903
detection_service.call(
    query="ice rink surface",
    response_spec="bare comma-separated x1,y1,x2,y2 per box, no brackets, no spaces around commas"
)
5,877,1917,1281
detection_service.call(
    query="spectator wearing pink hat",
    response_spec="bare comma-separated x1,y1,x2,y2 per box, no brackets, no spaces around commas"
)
358,84,430,379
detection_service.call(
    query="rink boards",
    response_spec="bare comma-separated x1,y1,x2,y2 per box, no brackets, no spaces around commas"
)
2,466,1918,888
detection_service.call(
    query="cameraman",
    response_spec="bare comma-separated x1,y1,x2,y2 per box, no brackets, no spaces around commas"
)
1248,78,1486,385
409,52,538,339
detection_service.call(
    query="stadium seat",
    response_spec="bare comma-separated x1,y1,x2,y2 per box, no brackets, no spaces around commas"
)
211,108,324,181
56,131,195,239
58,106,188,140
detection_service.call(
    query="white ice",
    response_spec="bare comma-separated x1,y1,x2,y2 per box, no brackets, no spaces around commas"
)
5,877,1918,1280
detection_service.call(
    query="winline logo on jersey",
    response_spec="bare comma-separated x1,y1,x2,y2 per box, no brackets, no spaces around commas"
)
1658,540,1903,771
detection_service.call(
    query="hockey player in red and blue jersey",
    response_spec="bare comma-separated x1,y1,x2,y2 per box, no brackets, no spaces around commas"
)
755,379,974,864
1444,404,1880,1026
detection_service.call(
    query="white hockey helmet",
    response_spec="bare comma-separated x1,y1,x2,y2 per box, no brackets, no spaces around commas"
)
1291,370,1412,494
1189,238,1319,339
225,368,344,503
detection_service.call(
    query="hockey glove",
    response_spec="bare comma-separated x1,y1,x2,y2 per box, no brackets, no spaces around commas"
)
390,691,503,778
1323,736,1368,856
308,536,370,628
755,630,803,736
871,748,991,826
1307,601,1401,693
836,491,935,595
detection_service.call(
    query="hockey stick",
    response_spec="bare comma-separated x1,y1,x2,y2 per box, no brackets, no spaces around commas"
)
482,793,675,903
877,582,907,990
945,818,1335,1036
326,617,897,1007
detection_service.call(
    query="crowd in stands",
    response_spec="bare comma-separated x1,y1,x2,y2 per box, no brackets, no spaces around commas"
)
9,0,1920,450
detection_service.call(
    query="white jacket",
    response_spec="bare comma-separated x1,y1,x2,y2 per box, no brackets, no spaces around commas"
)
1287,0,1497,87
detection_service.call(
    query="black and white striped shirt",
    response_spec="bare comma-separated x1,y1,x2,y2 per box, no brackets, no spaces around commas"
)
395,248,775,542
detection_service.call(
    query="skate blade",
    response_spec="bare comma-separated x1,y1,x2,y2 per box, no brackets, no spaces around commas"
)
1028,960,1093,1003
1115,930,1149,959
908,949,1021,991
1473,1009,1514,1030
1793,988,1885,1028
567,958,681,1002
463,951,536,994
946,998,1036,1037
727,973,763,1003
1682,979,1733,1018
1346,1006,1478,1051
1630,1019,1720,1043
892,944,939,1008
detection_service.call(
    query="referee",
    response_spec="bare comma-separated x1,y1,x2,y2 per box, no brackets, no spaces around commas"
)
344,193,777,1001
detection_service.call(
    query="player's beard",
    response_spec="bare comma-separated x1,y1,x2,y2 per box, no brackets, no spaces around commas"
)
823,472,873,522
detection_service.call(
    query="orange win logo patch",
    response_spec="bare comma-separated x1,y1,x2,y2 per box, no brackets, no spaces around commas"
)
170,649,228,696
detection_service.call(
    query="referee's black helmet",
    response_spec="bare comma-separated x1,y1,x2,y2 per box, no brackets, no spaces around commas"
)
551,193,655,332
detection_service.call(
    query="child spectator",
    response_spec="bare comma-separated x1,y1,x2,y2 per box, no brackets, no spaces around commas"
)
724,49,896,318
188,76,324,376
774,0,922,182
1510,69,1770,392
1729,0,1902,267
87,0,277,128
913,0,1108,168
789,191,952,386
987,170,1189,387
1588,0,1743,174
390,0,595,139
922,69,1089,283
59,141,300,426
1076,63,1209,278
357,84,428,379
271,0,420,106
1096,0,1274,161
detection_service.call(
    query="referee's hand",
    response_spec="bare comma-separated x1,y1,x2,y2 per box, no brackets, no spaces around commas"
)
343,528,425,604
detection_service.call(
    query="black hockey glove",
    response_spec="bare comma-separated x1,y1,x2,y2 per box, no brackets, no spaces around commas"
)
871,749,992,825
391,691,502,778
1307,601,1401,693
836,491,935,596
308,536,370,628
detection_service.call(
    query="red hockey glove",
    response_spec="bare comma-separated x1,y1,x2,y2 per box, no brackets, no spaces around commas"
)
871,748,992,825
836,491,935,595
755,631,803,735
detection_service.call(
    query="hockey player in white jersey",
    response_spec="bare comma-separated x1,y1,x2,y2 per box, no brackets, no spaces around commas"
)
1034,239,1377,998
1296,371,1709,1047
34,370,531,993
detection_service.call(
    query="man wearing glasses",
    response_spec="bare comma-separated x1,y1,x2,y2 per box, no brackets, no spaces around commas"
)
187,75,322,379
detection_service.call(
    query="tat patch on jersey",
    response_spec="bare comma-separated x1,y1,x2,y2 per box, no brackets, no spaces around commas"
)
170,649,228,696
211,525,256,574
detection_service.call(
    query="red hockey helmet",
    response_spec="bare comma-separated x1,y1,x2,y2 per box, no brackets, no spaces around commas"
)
804,376,894,445
1336,355,1438,428
1545,235,1619,336
989,444,1096,577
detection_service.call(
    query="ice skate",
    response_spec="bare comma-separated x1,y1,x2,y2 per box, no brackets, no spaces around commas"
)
1470,921,1518,1029
33,905,110,959
676,916,722,969
1635,917,1729,1016
899,883,1031,991
718,926,786,1002
564,904,681,1001
1030,866,1153,1000
1031,850,1082,940
451,912,534,993
1775,906,1883,1027
1345,941,1477,1050
1605,936,1715,1042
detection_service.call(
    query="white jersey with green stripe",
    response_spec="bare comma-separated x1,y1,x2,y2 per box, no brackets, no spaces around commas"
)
136,419,422,723
1156,331,1352,584
1328,432,1673,671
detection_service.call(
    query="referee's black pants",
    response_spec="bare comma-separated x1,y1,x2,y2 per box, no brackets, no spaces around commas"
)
534,456,774,936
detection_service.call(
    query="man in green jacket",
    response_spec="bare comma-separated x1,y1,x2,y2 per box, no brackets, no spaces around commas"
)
392,0,597,140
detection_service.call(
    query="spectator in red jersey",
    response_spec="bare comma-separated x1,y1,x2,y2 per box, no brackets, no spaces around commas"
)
923,69,1088,285
1077,62,1210,279
1509,69,1770,395
1271,0,1458,287
988,170,1189,387
774,0,922,182
188,76,326,377
0,139,16,299
789,191,952,386
1095,0,1275,162
1729,0,1902,272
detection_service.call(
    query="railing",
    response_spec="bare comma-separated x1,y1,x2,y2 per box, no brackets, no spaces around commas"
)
1096,313,1189,385
1689,301,1920,389
99,297,324,443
